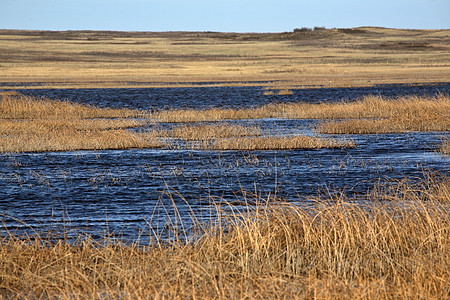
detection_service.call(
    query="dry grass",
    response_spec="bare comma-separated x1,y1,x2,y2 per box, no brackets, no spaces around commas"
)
153,95,450,135
152,105,277,122
0,119,144,134
281,94,450,120
0,129,161,153
199,135,355,150
315,94,450,134
0,92,143,119
1,173,449,299
0,28,449,88
318,116,450,134
160,123,262,140
0,92,160,152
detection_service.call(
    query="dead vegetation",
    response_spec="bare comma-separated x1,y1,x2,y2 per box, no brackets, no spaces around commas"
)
1,173,449,299
0,92,159,152
199,135,355,151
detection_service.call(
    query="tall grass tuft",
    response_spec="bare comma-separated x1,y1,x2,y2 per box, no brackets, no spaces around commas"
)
1,174,449,298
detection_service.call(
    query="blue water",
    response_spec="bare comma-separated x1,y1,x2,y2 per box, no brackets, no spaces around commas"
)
1,83,449,242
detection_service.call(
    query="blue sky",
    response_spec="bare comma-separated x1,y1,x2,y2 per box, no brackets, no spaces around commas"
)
1,0,449,32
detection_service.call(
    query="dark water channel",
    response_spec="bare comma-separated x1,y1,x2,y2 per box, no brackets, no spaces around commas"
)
1,83,449,242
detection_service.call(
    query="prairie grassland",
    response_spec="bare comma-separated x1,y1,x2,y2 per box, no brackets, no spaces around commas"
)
0,28,449,89
1,174,449,299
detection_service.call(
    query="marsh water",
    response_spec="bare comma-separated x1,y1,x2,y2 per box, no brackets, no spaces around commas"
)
1,83,449,242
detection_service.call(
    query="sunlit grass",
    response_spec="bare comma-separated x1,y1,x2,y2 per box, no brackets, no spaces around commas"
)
159,123,262,140
1,173,449,298
0,92,159,152
0,91,143,119
153,94,450,135
199,135,355,150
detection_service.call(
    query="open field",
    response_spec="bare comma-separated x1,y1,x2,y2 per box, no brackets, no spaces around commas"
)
0,27,449,89
1,173,449,299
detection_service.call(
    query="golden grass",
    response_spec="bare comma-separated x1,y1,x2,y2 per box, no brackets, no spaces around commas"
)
0,119,144,134
1,173,449,299
0,93,160,152
315,94,450,134
161,123,262,140
199,135,355,150
263,89,293,96
152,105,277,122
153,94,450,133
0,92,143,119
0,129,161,153
1,28,449,88
318,116,450,134
280,94,450,120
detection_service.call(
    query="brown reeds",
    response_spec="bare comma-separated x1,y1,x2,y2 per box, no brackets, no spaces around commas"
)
318,116,450,134
161,123,262,140
1,173,449,298
0,129,161,153
152,94,450,127
200,135,355,150
0,93,160,152
0,92,143,119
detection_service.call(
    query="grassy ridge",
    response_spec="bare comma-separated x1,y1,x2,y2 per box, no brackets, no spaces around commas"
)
1,174,449,298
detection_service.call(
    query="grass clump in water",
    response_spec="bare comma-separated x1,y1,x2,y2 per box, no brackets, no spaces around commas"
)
200,135,355,150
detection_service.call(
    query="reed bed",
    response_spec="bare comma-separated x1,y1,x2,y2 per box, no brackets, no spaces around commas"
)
152,94,450,126
318,115,450,134
0,92,160,152
152,105,280,123
0,92,143,119
0,129,161,153
1,174,449,299
0,119,145,135
200,135,355,151
281,94,450,120
160,123,262,140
